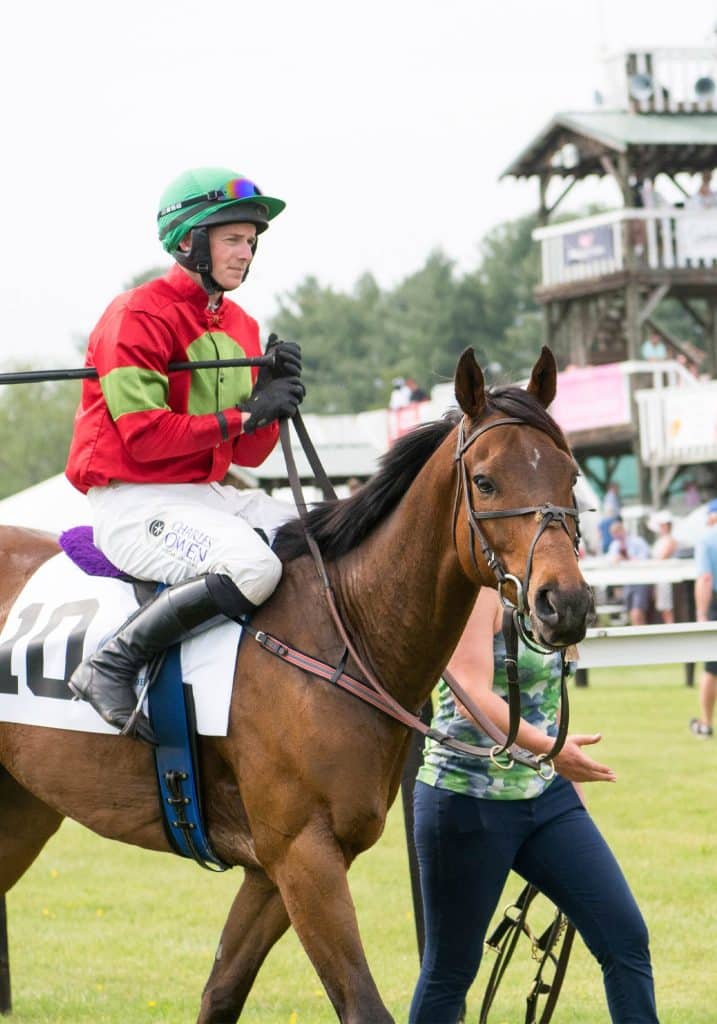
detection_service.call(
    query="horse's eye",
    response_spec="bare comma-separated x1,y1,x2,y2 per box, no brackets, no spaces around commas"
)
472,475,495,495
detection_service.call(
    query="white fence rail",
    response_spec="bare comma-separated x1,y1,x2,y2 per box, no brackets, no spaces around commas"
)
578,620,717,668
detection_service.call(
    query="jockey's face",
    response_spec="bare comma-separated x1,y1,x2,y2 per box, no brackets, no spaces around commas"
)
207,222,257,291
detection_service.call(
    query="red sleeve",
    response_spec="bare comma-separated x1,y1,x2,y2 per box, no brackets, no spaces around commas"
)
232,419,280,467
93,308,249,462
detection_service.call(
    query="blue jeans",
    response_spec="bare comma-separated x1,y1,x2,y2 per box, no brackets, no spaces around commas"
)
409,776,658,1024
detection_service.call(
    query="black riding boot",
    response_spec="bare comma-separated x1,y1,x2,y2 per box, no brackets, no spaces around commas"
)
68,573,257,744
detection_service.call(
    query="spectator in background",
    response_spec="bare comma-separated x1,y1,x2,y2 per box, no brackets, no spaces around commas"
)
389,377,413,409
390,376,429,408
630,178,670,261
687,169,717,210
690,499,717,738
675,353,700,380
598,482,622,553
640,178,668,211
603,482,621,518
608,517,651,626
683,478,701,510
649,510,678,624
640,330,667,362
408,378,429,402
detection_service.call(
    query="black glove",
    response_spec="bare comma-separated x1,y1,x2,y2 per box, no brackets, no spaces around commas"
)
266,333,302,379
238,376,305,434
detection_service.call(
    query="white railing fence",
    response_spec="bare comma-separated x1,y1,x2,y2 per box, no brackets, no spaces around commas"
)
534,209,717,287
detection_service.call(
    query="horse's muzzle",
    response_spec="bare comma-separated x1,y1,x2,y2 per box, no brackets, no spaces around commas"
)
530,582,594,647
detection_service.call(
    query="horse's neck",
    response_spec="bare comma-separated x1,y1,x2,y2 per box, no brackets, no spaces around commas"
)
335,455,477,711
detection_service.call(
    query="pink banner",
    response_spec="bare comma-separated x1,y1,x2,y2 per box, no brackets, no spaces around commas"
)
387,402,428,444
550,363,630,433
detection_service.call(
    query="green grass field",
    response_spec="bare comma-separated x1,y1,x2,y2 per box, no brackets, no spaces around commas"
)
4,664,716,1023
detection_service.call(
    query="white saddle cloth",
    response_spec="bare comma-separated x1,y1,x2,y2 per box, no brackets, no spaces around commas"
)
0,554,241,736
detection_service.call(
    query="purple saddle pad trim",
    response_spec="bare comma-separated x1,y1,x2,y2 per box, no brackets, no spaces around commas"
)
59,526,124,578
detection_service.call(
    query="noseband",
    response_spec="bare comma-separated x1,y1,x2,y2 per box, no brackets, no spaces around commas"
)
453,415,581,644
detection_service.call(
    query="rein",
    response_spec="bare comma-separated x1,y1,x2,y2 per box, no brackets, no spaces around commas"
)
243,413,579,776
245,418,542,768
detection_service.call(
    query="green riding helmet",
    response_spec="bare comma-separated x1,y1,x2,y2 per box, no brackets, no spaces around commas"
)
157,166,285,293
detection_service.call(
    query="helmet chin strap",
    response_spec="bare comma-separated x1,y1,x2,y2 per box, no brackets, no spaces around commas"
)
174,225,254,299
174,226,222,296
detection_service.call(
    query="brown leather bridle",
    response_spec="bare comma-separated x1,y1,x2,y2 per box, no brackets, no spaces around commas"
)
453,415,581,629
451,414,582,763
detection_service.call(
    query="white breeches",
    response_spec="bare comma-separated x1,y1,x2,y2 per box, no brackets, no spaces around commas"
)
87,482,296,605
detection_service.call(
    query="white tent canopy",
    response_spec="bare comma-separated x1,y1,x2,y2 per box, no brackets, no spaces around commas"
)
0,474,91,534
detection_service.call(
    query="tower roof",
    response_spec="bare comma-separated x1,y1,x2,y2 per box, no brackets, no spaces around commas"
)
502,110,717,181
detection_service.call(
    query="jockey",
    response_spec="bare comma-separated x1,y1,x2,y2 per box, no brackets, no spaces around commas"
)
65,165,304,743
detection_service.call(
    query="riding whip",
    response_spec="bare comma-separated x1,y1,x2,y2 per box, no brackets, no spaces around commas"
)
0,354,276,386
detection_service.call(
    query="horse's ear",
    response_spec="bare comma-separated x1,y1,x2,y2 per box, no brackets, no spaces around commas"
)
526,346,557,409
455,347,487,419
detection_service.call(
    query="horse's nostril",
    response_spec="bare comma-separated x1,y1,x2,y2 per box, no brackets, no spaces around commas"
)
531,586,592,645
534,587,559,624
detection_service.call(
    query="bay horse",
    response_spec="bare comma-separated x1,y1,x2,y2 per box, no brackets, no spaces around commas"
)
0,347,592,1023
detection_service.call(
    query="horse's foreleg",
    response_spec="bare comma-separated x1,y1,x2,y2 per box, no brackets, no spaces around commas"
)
272,828,394,1024
0,766,64,893
197,866,290,1024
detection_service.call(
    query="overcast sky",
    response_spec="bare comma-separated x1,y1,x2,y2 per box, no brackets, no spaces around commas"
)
1,0,715,369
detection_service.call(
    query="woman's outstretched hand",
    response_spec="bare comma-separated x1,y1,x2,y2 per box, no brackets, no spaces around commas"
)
553,733,617,783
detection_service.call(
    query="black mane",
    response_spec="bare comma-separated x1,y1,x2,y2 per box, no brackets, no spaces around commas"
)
273,416,456,562
273,385,569,563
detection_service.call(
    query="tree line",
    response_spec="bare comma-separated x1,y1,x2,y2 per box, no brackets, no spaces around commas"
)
0,210,704,500
270,213,543,414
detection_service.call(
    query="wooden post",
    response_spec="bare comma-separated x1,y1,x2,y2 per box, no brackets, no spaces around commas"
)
673,581,697,687
0,895,10,1015
574,667,589,688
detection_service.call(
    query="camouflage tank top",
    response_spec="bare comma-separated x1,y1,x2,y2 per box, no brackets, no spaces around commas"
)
416,631,562,800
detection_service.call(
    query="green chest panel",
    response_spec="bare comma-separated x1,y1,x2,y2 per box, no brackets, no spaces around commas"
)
185,332,254,414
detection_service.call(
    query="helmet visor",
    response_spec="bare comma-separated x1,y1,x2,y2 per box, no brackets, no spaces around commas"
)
158,176,284,221
158,175,285,253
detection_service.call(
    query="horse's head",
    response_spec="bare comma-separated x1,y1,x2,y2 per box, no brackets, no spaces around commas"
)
453,346,593,649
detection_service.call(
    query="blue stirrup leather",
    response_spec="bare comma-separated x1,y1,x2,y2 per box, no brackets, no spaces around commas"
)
148,644,231,871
